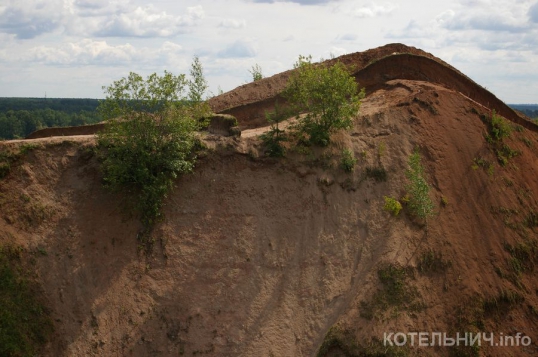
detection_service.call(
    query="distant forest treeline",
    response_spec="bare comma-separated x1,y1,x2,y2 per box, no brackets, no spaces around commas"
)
510,104,538,120
0,98,102,139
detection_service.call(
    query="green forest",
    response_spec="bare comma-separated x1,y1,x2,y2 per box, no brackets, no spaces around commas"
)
0,98,102,140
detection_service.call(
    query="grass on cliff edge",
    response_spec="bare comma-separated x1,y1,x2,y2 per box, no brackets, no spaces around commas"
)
0,244,53,357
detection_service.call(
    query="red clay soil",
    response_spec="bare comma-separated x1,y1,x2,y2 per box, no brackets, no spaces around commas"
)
208,43,537,131
2,44,538,357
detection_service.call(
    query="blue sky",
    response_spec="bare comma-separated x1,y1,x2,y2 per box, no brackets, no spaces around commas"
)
0,0,537,103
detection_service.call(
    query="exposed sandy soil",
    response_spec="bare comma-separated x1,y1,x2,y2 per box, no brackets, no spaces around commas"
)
1,44,538,357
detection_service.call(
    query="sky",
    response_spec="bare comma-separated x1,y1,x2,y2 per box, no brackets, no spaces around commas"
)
0,0,537,103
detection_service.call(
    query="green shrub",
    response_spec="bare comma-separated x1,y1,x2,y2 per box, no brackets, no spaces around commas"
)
97,69,210,232
340,148,357,172
490,110,512,141
260,100,289,157
405,150,434,220
249,64,263,82
284,55,365,146
383,196,402,216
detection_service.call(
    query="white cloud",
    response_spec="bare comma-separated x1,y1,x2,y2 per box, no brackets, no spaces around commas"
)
529,1,538,22
0,1,205,39
219,18,247,29
440,11,528,33
0,0,65,39
13,39,187,68
337,33,358,41
353,3,397,18
251,0,338,5
325,46,348,58
94,5,205,37
217,39,258,58
26,39,139,65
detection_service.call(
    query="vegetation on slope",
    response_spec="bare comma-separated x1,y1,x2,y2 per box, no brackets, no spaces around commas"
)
285,55,365,147
97,59,211,250
0,244,53,357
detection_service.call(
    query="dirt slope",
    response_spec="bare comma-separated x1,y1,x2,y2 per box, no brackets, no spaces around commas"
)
1,45,538,357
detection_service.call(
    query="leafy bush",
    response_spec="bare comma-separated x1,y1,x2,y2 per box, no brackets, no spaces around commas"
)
260,100,289,157
249,64,263,82
97,69,210,231
383,196,402,216
405,150,434,220
489,110,512,142
284,55,365,146
188,56,209,105
340,148,357,172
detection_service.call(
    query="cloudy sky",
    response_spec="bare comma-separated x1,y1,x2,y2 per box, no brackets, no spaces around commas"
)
0,0,537,103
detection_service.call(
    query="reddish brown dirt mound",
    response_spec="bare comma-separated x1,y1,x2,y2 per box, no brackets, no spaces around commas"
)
3,45,538,357
2,76,538,357
26,123,105,139
209,43,536,132
26,43,536,139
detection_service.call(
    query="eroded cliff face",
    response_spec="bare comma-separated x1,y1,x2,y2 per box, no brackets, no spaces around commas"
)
1,48,538,357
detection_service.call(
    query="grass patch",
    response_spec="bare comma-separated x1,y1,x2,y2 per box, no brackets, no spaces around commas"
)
365,166,387,182
405,150,434,220
448,289,522,357
502,239,538,288
496,144,520,167
0,144,40,180
417,249,452,274
341,148,357,173
483,289,524,315
0,244,53,356
472,156,494,176
521,137,533,148
360,264,424,320
317,327,409,357
485,110,512,142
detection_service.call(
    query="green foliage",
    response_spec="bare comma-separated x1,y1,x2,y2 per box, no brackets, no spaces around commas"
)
97,69,210,230
405,150,434,220
317,327,410,357
284,55,365,146
383,196,402,216
340,148,357,172
0,109,101,139
0,98,102,139
417,249,452,274
365,166,387,182
360,264,423,320
0,144,40,180
472,156,494,176
249,64,263,82
496,144,520,167
260,100,289,157
0,244,53,356
189,56,209,104
483,289,524,314
489,110,512,141
378,141,386,158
